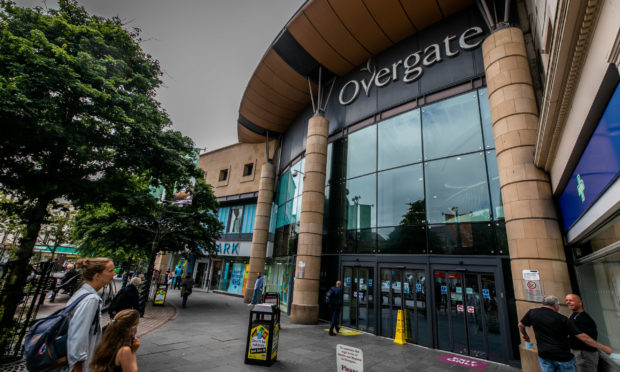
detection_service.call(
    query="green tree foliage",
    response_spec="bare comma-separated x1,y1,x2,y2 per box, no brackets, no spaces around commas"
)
73,179,222,262
0,0,202,343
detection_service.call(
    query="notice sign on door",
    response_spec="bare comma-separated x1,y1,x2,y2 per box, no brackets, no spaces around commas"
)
522,269,543,302
337,344,363,372
457,305,464,312
467,306,475,314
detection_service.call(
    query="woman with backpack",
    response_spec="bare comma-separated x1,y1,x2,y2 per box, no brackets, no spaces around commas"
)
64,257,115,372
90,309,141,372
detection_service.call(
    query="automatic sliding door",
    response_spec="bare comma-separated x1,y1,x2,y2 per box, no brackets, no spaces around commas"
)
342,265,375,333
433,269,504,361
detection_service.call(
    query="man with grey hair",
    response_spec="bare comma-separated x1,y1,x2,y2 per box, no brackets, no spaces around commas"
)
519,295,612,372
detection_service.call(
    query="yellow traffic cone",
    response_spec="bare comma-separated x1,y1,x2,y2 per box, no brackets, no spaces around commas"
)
394,310,407,345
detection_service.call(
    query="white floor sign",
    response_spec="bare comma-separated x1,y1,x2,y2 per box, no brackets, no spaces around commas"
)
337,344,363,372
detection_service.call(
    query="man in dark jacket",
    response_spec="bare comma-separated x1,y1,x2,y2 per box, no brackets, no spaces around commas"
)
327,280,343,336
181,273,195,308
109,277,141,318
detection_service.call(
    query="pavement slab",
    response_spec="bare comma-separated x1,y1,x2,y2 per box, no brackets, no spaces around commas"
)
135,289,521,372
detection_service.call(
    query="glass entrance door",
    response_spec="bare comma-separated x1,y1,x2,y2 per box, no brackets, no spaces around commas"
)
433,270,503,361
379,267,430,346
342,266,375,333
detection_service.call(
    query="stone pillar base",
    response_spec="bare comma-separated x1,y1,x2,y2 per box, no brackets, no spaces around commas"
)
290,304,319,325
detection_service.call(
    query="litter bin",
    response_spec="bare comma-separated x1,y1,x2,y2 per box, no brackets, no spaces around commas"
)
244,303,280,366
153,283,168,306
263,292,280,308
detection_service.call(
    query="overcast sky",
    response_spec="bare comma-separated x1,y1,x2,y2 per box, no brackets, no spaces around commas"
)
15,0,302,152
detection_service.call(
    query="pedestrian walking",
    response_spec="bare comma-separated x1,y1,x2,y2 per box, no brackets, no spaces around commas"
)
518,295,611,372
326,280,343,336
174,265,183,290
108,277,141,318
61,257,115,372
90,309,141,372
181,273,195,308
566,294,601,372
248,273,264,305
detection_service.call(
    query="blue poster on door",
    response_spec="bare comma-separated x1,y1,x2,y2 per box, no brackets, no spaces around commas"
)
416,283,422,292
441,285,447,295
227,263,244,293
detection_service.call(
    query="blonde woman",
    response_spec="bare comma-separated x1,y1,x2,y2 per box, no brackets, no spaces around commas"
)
62,258,115,372
90,309,140,372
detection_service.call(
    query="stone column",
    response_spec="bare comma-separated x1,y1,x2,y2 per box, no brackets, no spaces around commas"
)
290,115,329,324
483,28,572,370
244,160,275,303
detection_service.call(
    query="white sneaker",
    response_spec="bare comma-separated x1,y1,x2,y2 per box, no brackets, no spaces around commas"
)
248,303,253,306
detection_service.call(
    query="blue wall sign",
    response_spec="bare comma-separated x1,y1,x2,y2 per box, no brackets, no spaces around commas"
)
559,82,620,231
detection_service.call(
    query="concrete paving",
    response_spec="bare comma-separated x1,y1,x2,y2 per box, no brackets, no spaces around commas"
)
136,289,521,372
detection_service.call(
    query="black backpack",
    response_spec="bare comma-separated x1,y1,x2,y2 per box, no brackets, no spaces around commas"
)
108,287,128,317
23,293,99,372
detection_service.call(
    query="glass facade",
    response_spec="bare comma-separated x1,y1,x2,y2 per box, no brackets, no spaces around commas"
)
268,87,513,361
217,203,257,234
320,88,505,255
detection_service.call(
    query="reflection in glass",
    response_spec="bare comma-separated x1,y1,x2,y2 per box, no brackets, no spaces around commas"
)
378,164,424,227
422,91,483,160
326,142,333,185
276,172,289,205
380,269,392,338
479,88,495,149
576,251,620,360
425,152,491,223
427,223,495,255
377,226,426,254
347,124,376,179
486,151,504,219
378,109,422,170
346,174,376,229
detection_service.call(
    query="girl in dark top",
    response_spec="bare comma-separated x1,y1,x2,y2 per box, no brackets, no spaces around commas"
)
90,310,140,372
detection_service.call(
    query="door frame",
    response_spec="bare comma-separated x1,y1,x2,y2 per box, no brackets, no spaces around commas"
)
341,261,376,332
429,258,511,362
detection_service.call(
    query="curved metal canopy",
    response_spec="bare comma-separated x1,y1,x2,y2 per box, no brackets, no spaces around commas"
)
237,0,474,142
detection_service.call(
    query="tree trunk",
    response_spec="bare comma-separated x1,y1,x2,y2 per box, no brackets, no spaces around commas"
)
0,199,48,355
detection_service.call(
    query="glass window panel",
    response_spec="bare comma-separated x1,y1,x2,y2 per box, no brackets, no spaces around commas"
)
427,222,496,255
323,186,330,235
575,251,620,360
357,228,376,253
283,200,294,226
478,88,495,149
347,124,376,179
422,91,484,160
378,109,422,170
326,142,333,185
276,171,289,205
344,229,356,254
291,158,305,198
424,152,491,224
486,150,504,220
377,226,426,254
378,164,425,227
495,222,508,255
293,196,302,224
346,174,376,229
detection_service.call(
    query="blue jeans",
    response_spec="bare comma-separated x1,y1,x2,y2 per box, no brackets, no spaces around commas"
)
538,357,577,372
250,288,262,304
330,306,340,332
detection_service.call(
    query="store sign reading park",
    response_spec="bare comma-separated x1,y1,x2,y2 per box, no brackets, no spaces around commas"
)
338,26,484,106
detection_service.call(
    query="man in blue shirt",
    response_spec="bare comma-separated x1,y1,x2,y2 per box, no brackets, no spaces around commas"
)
174,265,183,290
249,273,264,305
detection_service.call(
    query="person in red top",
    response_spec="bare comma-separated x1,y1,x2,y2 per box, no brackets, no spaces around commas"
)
518,295,611,372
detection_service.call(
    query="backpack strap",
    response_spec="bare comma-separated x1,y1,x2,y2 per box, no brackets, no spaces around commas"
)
60,293,91,316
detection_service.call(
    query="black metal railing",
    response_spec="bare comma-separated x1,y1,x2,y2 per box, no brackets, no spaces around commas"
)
0,260,57,363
